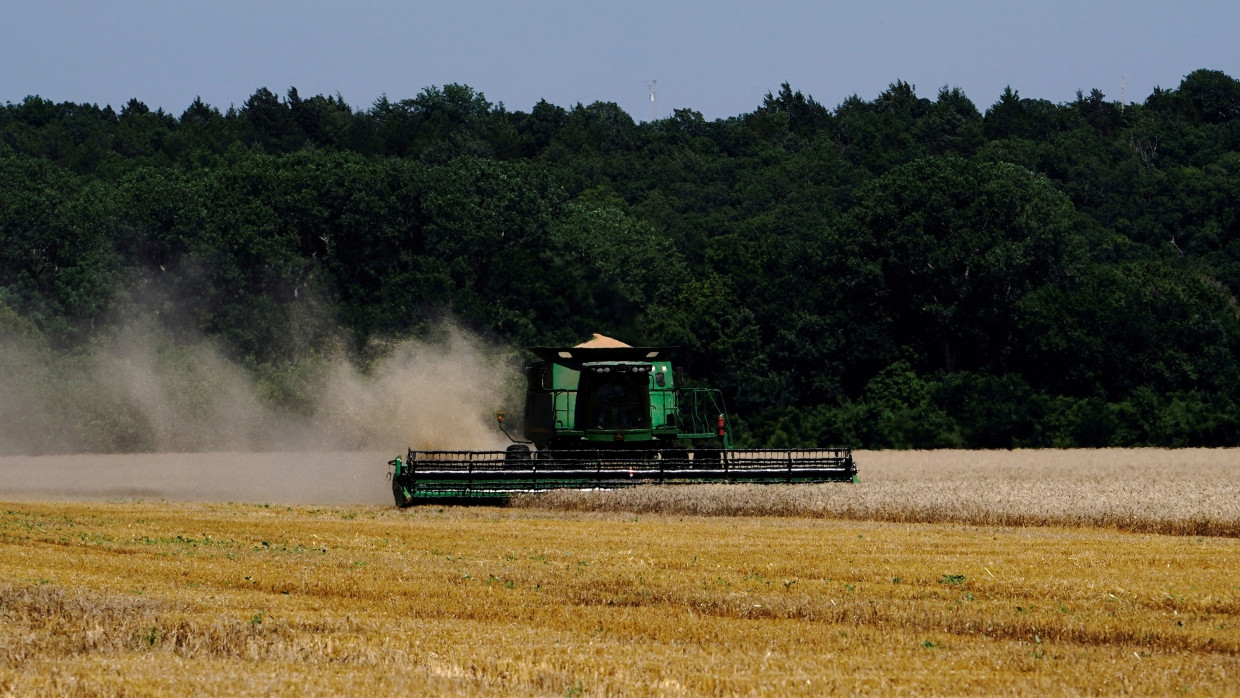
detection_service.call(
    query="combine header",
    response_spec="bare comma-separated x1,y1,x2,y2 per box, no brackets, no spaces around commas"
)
389,335,855,505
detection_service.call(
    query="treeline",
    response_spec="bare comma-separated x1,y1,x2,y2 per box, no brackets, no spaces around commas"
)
2,70,1240,450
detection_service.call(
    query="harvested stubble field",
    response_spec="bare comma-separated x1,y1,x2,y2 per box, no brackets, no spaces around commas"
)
0,449,1237,695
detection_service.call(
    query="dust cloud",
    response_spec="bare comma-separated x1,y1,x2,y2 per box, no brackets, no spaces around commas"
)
0,452,396,505
0,322,522,504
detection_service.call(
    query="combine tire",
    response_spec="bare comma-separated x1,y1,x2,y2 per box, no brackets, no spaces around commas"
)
662,446,690,467
693,448,722,464
505,444,532,464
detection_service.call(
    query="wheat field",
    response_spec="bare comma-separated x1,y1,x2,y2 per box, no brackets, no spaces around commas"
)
515,448,1240,537
1,449,1237,695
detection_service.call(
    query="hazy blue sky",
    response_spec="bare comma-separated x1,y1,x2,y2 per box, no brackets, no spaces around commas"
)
3,1,1237,120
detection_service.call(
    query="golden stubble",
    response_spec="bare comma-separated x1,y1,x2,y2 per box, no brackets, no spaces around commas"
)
1,497,1236,696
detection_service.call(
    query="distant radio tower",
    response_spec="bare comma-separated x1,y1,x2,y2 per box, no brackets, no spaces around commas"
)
1121,75,1126,112
648,80,657,121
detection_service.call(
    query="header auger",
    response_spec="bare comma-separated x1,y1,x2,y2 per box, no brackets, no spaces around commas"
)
388,335,855,505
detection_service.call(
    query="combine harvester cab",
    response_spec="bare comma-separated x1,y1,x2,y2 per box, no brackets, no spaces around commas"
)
389,335,855,505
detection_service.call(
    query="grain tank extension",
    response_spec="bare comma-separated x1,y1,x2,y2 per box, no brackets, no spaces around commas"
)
388,335,855,504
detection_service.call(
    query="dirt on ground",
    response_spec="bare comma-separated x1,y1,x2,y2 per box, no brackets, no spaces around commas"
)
0,451,393,505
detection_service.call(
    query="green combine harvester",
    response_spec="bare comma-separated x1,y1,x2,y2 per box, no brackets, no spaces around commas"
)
388,335,855,505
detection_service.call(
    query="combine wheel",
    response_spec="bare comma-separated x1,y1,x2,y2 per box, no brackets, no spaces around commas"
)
504,444,532,465
661,445,690,468
692,448,722,464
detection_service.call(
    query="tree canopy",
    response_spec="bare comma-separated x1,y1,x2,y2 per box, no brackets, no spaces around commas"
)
3,71,1240,450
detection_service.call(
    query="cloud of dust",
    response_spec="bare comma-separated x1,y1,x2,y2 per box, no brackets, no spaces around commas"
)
0,321,522,457
315,331,519,452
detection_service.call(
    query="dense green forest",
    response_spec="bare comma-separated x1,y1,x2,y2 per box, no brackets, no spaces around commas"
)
2,69,1240,451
